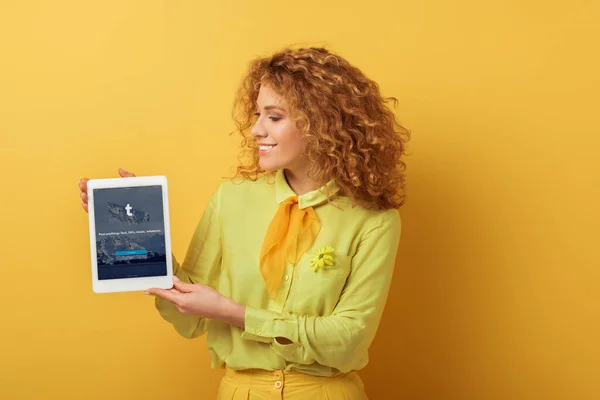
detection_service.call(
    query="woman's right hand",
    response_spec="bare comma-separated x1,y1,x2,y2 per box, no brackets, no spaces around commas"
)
78,168,136,213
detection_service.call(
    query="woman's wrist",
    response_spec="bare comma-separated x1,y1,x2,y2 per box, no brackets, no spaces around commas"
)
217,297,246,329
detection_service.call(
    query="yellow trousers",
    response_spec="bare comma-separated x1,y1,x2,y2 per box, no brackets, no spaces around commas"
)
218,366,369,399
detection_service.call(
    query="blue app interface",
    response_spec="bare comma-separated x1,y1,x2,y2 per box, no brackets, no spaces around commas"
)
93,186,167,280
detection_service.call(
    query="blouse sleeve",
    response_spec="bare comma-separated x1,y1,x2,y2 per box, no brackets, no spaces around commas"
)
241,209,401,372
154,184,223,338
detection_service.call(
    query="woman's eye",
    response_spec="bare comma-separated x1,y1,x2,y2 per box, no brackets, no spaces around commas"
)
254,112,281,122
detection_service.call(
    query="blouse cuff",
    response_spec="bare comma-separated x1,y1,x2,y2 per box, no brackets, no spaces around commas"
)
241,306,299,344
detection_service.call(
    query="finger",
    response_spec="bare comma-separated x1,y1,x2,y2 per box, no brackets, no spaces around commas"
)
78,178,89,193
82,203,88,213
176,305,191,315
147,287,182,295
173,278,195,293
176,305,187,314
118,168,136,178
145,287,181,304
168,287,183,295
80,192,88,204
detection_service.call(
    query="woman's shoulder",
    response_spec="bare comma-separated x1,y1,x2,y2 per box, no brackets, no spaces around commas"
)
217,173,275,191
334,195,401,221
324,196,401,240
211,173,276,206
358,206,401,234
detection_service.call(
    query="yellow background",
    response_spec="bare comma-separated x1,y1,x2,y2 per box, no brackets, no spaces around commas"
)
1,1,598,399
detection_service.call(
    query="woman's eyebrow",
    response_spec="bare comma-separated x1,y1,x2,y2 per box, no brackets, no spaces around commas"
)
261,105,286,112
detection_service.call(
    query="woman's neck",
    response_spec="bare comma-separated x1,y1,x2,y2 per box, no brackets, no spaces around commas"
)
283,168,320,196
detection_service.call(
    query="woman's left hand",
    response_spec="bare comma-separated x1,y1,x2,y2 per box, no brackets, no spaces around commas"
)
146,277,245,328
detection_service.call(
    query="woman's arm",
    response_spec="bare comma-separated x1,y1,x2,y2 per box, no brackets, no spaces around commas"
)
240,210,401,372
152,185,224,338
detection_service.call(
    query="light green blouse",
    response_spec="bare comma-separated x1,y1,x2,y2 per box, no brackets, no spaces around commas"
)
155,170,401,376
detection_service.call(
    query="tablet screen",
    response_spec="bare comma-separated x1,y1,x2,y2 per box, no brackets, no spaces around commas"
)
92,185,167,280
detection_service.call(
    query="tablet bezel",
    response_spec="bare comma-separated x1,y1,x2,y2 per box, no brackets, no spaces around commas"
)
87,175,173,293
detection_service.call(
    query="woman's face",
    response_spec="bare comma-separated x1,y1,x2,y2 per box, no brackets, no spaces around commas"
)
251,85,307,172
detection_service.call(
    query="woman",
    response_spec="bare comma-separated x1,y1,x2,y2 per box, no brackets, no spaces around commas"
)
79,46,410,399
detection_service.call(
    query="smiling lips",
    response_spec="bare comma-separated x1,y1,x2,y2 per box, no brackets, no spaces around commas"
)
259,144,277,154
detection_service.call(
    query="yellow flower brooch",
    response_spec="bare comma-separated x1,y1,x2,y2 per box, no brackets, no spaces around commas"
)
309,246,336,271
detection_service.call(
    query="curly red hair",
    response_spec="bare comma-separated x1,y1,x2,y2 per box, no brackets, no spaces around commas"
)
231,46,410,210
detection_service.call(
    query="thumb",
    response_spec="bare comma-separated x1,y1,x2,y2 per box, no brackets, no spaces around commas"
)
173,276,196,293
118,168,136,178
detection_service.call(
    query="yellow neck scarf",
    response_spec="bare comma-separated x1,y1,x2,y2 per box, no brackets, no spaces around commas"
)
259,196,321,299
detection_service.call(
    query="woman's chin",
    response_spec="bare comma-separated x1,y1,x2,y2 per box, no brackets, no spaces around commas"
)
258,160,281,172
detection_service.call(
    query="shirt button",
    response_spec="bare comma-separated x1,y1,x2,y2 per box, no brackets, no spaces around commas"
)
256,330,262,335
284,275,289,281
274,381,282,389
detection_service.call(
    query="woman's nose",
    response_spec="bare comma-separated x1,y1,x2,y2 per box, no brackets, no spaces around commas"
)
251,120,266,138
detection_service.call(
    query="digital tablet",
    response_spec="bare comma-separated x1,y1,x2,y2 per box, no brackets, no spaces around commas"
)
87,175,173,293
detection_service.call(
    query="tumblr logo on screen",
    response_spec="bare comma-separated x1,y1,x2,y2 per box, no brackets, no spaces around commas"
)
108,202,150,225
